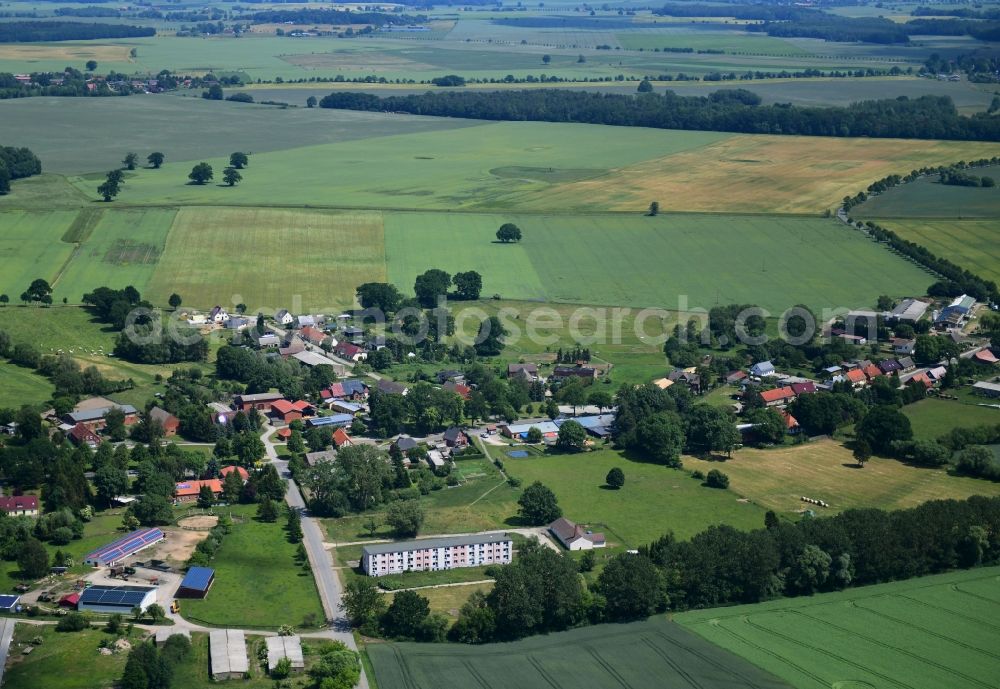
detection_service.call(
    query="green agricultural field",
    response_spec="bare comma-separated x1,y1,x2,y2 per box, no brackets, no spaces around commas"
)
369,615,792,689
679,566,1000,689
876,219,1000,286
684,439,1000,518
0,210,77,302
53,208,176,302
385,212,933,314
616,30,811,55
856,165,1000,219
0,95,480,176
501,446,766,545
144,207,386,311
179,506,325,629
61,121,727,209
903,398,1000,442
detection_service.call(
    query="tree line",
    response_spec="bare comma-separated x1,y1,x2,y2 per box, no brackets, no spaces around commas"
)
244,7,426,25
319,89,1000,142
0,20,154,42
430,494,1000,642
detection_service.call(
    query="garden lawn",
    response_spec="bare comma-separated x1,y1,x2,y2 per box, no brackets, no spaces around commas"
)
386,212,933,315
503,447,766,545
902,398,1000,442
679,566,1000,689
179,507,324,629
386,582,493,623
683,439,1000,519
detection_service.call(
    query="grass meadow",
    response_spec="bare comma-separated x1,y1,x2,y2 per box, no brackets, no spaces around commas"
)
683,439,1000,518
4,625,129,689
902,398,1000,442
369,615,793,689
878,219,1000,286
678,566,1000,689
0,360,54,406
179,505,325,629
385,211,933,314
0,307,204,407
501,446,767,545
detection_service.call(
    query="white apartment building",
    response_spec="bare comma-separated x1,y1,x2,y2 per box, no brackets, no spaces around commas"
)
362,533,513,576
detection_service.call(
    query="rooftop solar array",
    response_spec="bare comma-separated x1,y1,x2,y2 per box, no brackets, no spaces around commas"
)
79,585,155,606
84,528,164,565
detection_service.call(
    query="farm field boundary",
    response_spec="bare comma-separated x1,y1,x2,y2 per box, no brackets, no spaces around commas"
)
678,566,1000,689
368,615,793,689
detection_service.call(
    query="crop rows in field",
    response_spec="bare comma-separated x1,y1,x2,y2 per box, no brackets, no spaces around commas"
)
678,567,1000,689
368,615,793,689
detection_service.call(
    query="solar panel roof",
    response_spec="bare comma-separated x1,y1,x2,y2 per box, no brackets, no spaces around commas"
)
79,585,155,606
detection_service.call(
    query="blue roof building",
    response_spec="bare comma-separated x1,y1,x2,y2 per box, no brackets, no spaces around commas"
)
0,594,20,611
177,566,215,598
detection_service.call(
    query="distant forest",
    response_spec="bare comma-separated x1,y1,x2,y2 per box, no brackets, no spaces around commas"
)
0,21,154,42
319,89,1000,142
654,4,1000,43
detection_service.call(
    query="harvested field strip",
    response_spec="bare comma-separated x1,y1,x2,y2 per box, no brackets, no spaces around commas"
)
531,135,1000,214
61,207,104,243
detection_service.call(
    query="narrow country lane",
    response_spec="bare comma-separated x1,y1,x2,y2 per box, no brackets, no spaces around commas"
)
260,426,370,689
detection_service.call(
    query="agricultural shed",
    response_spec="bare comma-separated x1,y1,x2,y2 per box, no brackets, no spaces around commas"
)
0,595,20,612
210,629,249,680
77,585,157,614
83,528,165,566
265,635,304,673
176,566,215,598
